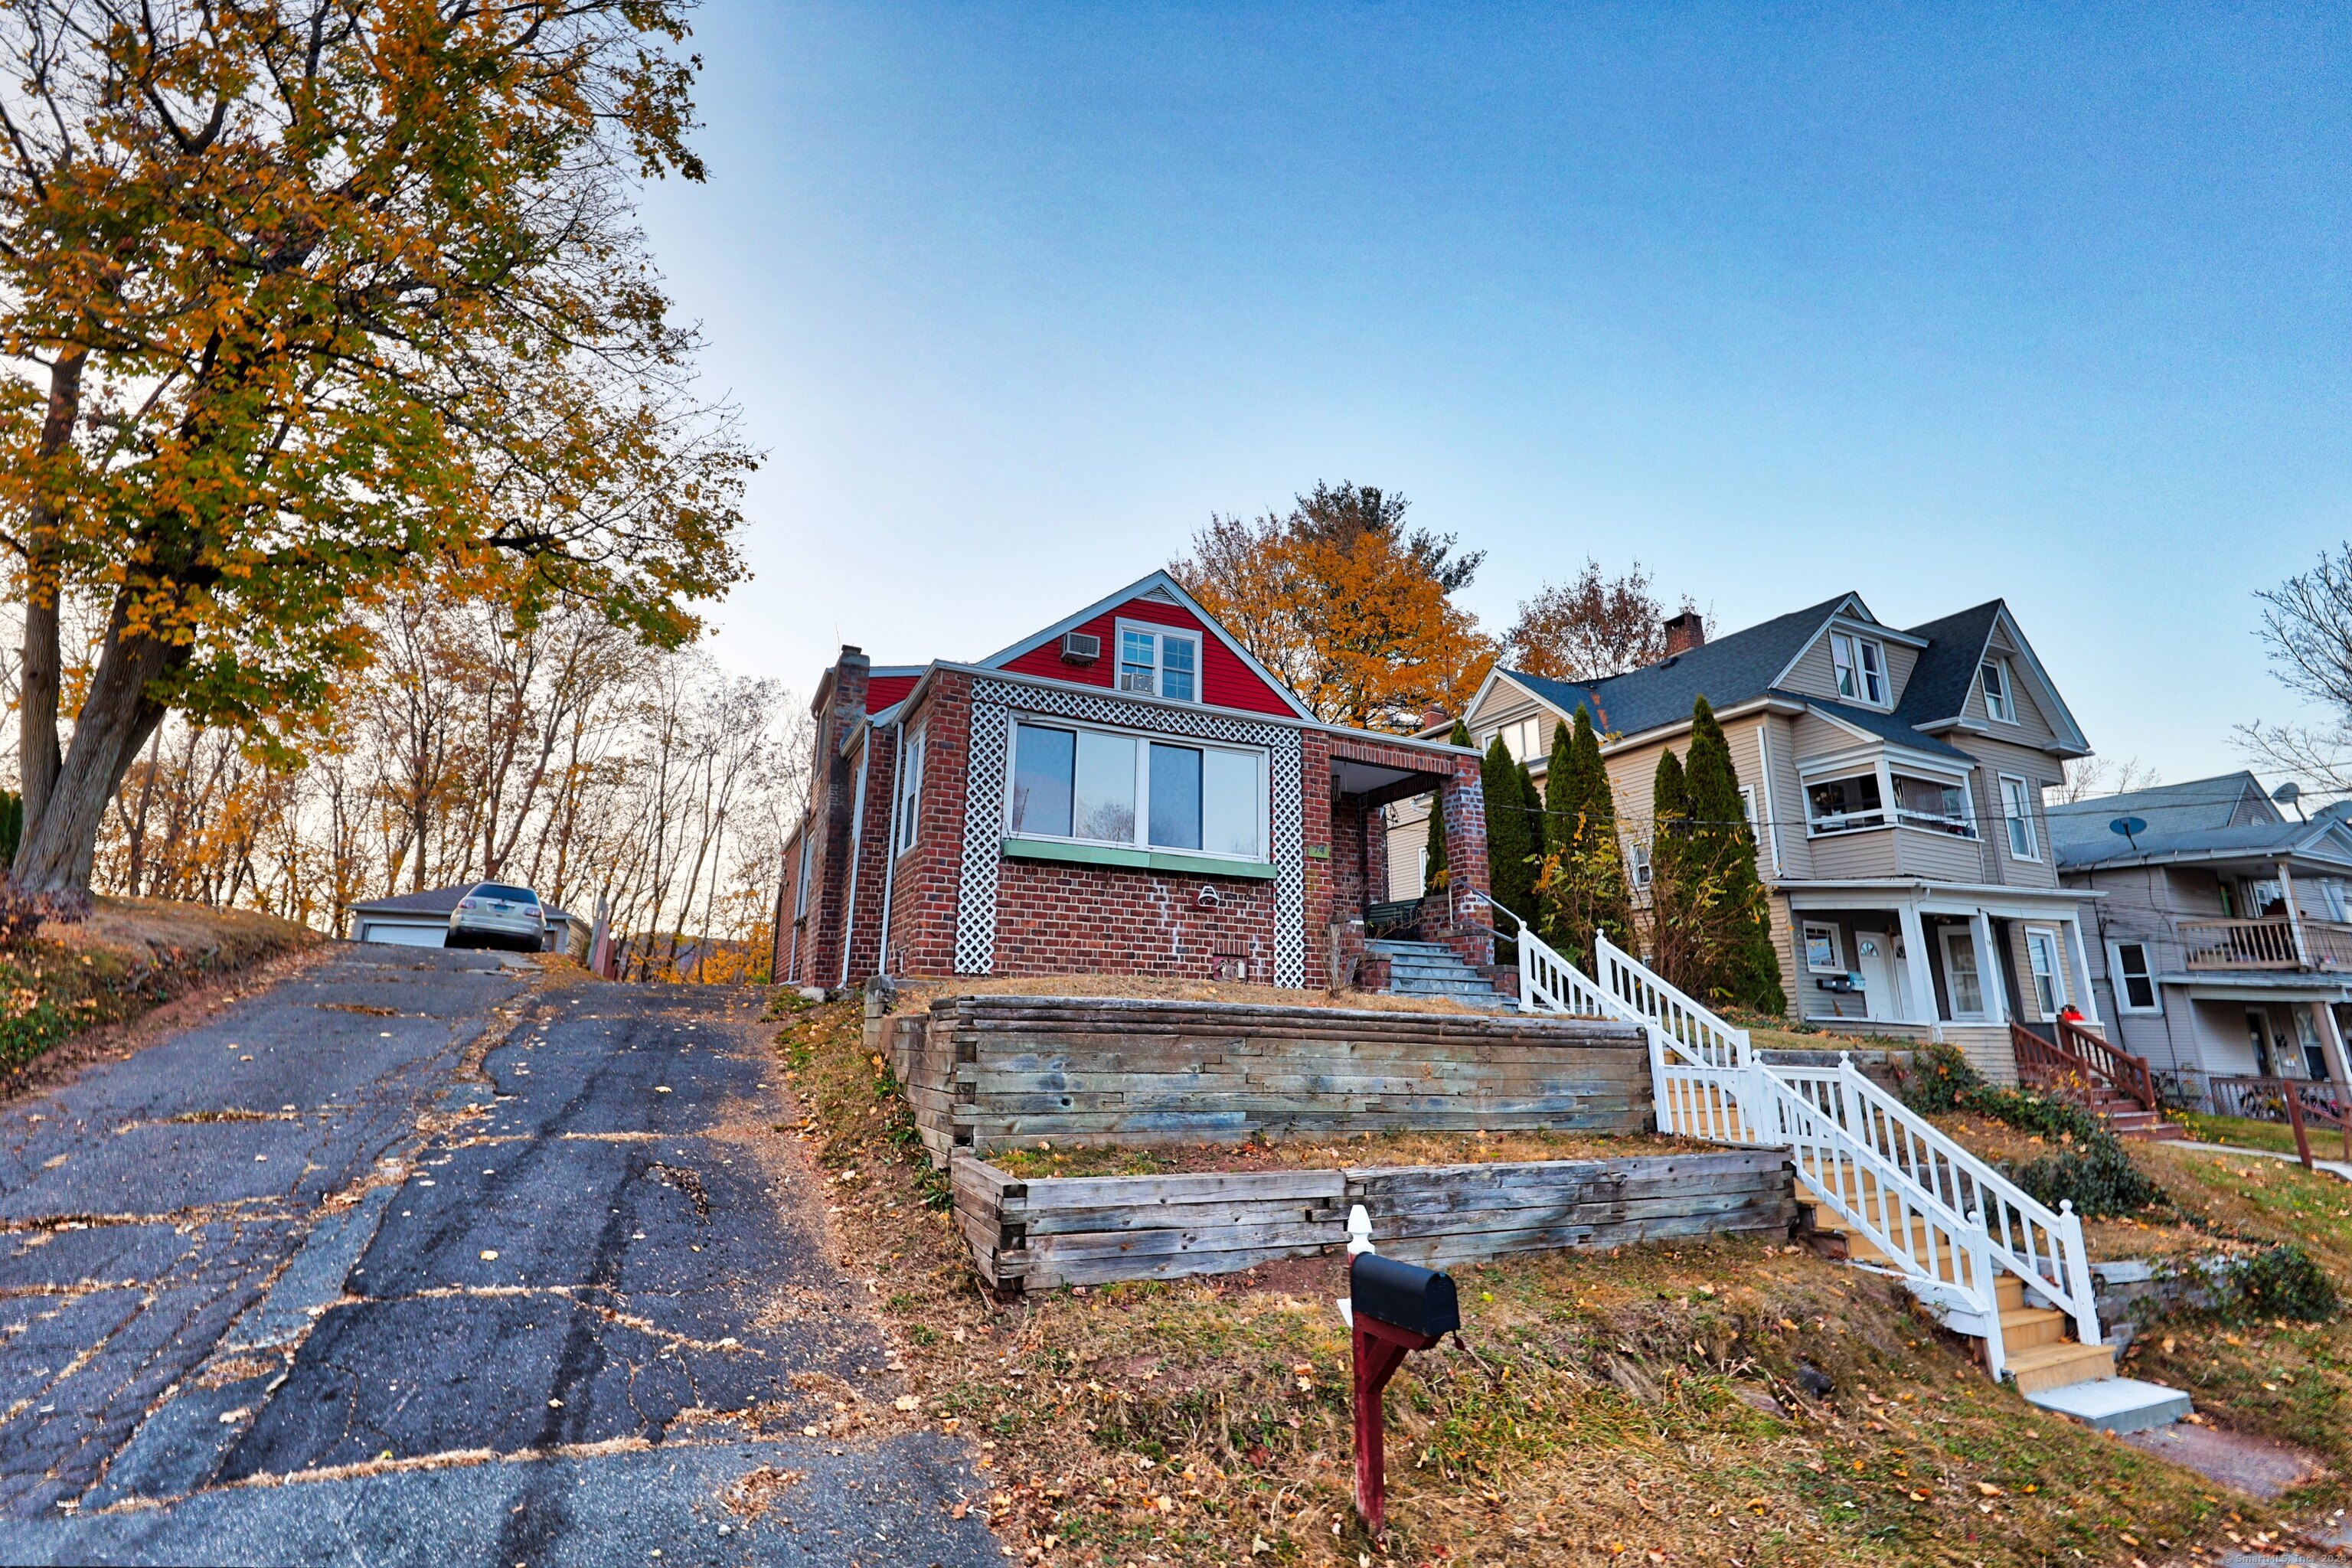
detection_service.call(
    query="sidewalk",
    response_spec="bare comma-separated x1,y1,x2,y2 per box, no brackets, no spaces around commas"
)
2167,1138,2352,1184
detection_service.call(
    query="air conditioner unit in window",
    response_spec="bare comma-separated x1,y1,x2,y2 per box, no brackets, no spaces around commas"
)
1059,632,1101,665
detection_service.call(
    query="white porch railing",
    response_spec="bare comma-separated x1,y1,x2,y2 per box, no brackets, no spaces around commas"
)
1484,913,2099,1376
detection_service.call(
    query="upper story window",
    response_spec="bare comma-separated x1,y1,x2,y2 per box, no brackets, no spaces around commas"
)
2000,774,2039,860
1806,773,1885,835
1893,773,1976,838
1008,718,1264,861
2110,940,2160,1013
1480,715,1543,763
1116,622,1200,702
2324,878,2350,924
1828,630,1888,706
894,727,926,854
1980,658,2017,724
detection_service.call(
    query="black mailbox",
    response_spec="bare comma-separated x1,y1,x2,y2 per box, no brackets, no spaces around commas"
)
1350,1253,1459,1339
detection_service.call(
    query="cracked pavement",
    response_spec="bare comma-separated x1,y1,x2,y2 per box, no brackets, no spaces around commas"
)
0,944,1000,1566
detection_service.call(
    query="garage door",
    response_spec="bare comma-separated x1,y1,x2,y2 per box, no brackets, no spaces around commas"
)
358,920,448,947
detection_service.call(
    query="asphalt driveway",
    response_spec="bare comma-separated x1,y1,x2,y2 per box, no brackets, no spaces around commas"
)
0,944,997,1567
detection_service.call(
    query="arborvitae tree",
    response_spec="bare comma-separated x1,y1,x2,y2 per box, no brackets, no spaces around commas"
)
1646,746,1697,988
1422,718,1475,892
1481,733,1537,939
1682,697,1788,1014
1517,759,1547,864
1536,706,1633,969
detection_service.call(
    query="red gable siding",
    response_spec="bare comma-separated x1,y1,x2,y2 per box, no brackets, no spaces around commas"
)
998,597,1297,716
865,675,917,713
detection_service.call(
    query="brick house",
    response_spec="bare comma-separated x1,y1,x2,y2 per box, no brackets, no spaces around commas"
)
773,571,1491,990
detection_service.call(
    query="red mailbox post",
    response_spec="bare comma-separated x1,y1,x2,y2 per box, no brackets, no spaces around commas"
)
1347,1251,1459,1534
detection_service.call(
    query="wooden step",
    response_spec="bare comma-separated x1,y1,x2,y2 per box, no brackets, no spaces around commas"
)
2002,1339,2116,1395
2000,1304,2070,1350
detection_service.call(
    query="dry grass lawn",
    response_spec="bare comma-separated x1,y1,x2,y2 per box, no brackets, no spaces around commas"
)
769,995,2333,1566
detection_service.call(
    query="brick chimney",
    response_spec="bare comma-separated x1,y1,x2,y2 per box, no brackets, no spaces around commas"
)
1661,612,1706,659
1420,707,1452,734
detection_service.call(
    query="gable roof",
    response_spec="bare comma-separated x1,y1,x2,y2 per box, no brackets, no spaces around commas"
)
1498,592,1861,741
1798,694,1978,763
976,569,1315,720
1891,603,2004,730
348,884,577,924
2047,771,2352,871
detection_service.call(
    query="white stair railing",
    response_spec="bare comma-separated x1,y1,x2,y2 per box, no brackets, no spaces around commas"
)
1499,920,2100,1375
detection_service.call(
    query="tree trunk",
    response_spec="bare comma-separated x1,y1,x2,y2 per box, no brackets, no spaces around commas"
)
13,590,178,894
17,351,86,842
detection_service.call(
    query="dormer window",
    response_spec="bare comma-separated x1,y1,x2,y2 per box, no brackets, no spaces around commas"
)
1828,631,1887,706
1981,658,2017,723
1116,621,1200,702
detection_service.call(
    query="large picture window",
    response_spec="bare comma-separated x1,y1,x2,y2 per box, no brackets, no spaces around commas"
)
1008,719,1263,861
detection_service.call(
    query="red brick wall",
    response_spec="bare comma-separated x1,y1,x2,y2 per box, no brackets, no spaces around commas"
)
991,858,1280,981
841,726,900,983
885,671,975,978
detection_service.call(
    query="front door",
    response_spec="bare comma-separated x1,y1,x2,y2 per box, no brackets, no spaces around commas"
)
1854,932,1909,1022
2248,1008,2275,1076
1939,927,1987,1020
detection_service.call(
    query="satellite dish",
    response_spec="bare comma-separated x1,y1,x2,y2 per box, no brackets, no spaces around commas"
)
2275,782,2308,821
2110,815,2148,850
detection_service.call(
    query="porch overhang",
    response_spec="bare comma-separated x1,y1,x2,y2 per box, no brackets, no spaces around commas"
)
1779,879,2101,918
2167,977,2352,1004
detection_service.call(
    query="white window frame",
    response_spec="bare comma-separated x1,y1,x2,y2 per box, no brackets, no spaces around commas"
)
1501,715,1541,763
1003,714,1269,863
2106,939,2161,1014
1891,770,1978,839
893,727,925,855
792,832,812,919
1113,619,1203,704
2325,878,2350,924
2024,926,2066,1017
1828,630,1889,707
1999,773,2040,861
1938,926,1989,1021
1627,835,1652,888
1416,844,1429,897
1805,772,1887,837
1980,658,2017,724
1803,921,1845,974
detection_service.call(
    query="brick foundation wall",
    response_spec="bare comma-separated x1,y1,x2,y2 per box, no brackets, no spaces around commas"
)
991,858,1280,982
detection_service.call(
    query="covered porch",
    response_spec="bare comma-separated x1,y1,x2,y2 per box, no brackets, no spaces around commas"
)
1782,883,2104,1081
1323,734,1491,986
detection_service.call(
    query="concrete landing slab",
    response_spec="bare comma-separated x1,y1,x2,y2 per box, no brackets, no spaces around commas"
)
2125,1422,2330,1500
2023,1375,2190,1433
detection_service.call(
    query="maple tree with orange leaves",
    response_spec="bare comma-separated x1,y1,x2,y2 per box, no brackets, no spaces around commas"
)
1172,482,1494,730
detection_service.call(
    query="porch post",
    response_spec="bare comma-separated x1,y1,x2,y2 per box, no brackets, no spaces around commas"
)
1896,900,1942,1039
1970,910,2009,1025
2062,916,2102,1027
2278,859,2311,969
2311,998,2352,1162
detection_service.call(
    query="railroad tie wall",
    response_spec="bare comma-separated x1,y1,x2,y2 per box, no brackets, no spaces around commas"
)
897,995,1653,1163
957,1148,1795,1292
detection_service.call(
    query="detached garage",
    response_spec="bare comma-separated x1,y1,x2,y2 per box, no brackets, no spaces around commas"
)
347,885,590,956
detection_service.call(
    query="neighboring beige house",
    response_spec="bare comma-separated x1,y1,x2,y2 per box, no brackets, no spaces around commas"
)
1387,594,2098,1080
2049,773,2352,1097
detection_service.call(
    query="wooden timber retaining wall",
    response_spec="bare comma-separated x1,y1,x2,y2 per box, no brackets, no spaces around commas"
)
955,1148,1796,1292
877,994,1653,1166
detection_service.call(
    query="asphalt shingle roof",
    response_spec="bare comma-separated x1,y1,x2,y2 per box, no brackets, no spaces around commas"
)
1791,694,1978,761
1892,602,2003,729
2046,771,2352,871
1504,593,1858,740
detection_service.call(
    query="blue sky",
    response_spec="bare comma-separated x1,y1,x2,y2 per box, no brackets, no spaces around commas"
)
639,2,2352,786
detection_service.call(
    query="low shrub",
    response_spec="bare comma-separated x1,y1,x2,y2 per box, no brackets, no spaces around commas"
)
1895,1040,2166,1218
2227,1242,2339,1322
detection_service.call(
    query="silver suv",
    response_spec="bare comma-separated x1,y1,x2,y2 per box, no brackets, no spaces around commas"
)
447,883,547,952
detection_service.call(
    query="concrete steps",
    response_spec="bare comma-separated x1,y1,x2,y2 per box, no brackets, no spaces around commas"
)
1366,939,1511,1010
